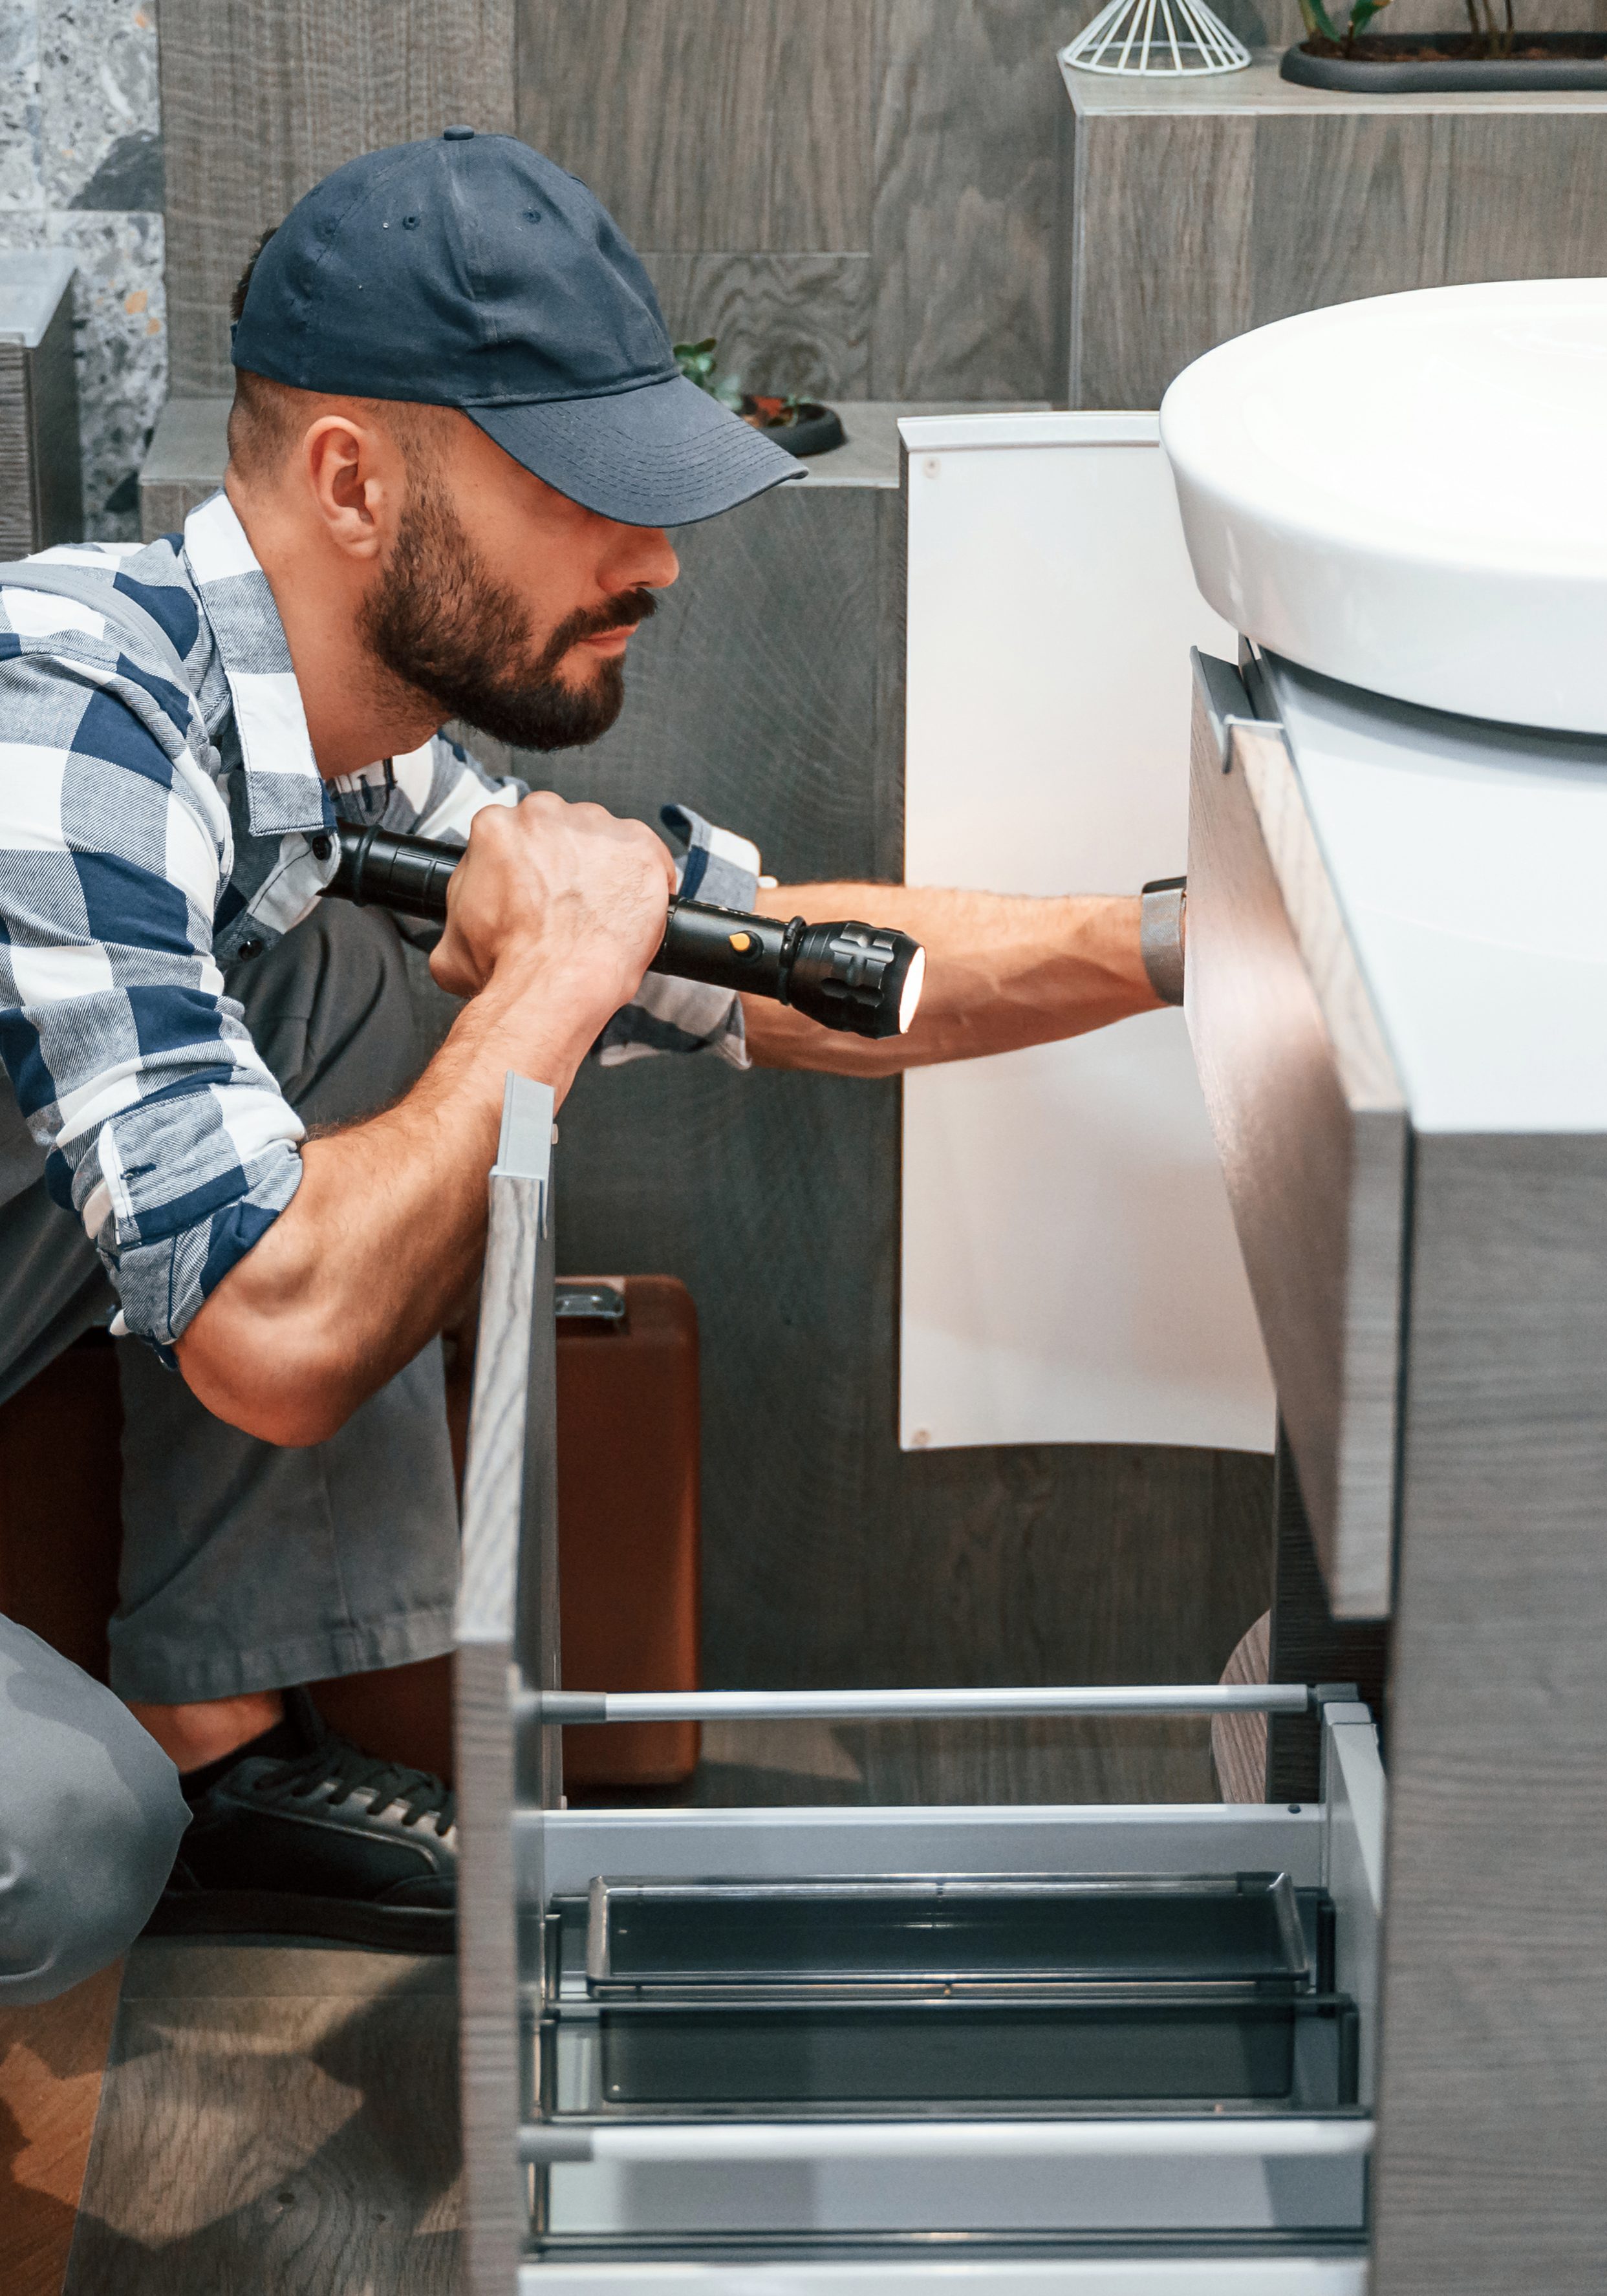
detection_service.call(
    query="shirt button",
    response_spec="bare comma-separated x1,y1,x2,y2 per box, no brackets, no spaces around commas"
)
237,937,264,962
308,831,332,859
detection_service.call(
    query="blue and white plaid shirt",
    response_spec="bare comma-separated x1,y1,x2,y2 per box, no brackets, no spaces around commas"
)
0,490,757,1356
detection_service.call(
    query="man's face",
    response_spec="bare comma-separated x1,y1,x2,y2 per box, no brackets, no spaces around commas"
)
359,417,678,751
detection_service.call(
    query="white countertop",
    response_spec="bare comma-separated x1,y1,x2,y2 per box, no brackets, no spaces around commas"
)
140,397,1051,501
1263,651,1607,1133
0,250,76,347
1061,49,1607,115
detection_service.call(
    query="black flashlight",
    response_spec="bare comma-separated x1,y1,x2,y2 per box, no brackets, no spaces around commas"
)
323,822,926,1041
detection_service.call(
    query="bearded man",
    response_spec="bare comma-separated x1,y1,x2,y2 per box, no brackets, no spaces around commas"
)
0,132,1181,1999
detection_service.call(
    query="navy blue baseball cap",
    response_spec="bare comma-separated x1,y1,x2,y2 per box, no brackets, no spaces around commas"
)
230,128,802,528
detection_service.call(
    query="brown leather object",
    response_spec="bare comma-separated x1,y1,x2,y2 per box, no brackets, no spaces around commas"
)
0,1335,458,1779
0,1332,122,1686
555,1276,700,1791
310,1652,454,1785
0,1280,702,1797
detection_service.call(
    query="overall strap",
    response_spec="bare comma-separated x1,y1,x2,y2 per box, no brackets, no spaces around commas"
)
0,560,194,694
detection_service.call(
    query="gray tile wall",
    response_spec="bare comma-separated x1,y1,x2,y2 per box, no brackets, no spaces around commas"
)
497,464,1274,1701
0,0,166,539
120,7,1282,1704
1070,82,1607,409
14,0,1607,533
159,0,519,399
153,0,1092,409
518,0,1079,402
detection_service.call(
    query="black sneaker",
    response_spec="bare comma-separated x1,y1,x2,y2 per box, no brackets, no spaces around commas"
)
147,1690,456,1953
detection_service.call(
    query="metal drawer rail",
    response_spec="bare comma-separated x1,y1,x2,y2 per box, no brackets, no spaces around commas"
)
519,2116,1375,2165
521,1684,1313,1725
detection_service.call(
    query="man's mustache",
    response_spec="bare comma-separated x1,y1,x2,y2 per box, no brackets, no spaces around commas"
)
543,585,659,663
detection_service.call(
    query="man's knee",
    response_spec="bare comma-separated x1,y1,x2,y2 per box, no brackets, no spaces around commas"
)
0,1620,188,2004
232,899,423,1127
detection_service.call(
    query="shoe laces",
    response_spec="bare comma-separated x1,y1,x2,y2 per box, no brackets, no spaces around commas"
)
252,1735,455,1832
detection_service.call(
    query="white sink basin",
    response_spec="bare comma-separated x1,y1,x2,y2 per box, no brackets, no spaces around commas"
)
1160,279,1607,735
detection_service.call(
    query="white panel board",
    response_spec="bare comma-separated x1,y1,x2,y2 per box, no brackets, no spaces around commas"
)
900,413,1275,1455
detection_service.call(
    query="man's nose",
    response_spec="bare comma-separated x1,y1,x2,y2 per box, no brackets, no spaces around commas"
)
632,528,679,592
601,522,678,596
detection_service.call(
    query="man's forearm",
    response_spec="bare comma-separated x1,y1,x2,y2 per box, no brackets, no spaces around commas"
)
175,960,590,1447
741,885,1161,1076
174,788,676,1446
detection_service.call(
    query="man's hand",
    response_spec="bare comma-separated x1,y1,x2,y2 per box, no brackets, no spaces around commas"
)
177,790,674,1448
431,789,674,1025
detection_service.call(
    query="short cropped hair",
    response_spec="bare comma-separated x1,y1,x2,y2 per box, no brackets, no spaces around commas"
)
226,227,455,484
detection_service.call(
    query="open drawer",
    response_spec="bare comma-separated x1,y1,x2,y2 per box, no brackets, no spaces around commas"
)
456,1092,1383,2296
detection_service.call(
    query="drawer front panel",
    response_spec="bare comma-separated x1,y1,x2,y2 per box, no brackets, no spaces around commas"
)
1187,656,1406,1617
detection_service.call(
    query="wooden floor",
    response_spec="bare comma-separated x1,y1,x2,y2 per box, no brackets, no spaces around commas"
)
1,1963,122,2296
60,1942,461,2296
2,1725,1216,2295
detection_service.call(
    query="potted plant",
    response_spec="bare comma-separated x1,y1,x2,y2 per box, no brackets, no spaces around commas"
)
674,339,846,460
1282,0,1607,87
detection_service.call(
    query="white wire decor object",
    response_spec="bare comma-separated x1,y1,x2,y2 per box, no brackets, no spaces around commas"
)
1061,0,1251,74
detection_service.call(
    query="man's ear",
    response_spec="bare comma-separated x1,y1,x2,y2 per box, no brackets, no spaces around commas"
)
301,411,401,565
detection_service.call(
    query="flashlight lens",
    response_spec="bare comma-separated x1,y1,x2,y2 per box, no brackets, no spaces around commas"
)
898,945,927,1035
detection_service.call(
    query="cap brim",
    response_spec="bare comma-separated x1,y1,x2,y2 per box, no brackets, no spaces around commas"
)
466,374,804,527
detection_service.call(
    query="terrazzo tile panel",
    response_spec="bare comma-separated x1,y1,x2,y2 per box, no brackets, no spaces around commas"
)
0,1,165,539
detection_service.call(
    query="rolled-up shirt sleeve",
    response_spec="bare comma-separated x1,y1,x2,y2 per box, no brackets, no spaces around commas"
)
396,742,755,1070
0,648,304,1355
592,803,757,1068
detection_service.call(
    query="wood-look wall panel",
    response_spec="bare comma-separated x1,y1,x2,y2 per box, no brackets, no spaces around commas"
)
160,0,517,394
517,0,874,253
540,486,892,880
870,0,1068,400
693,1715,1223,1807
1248,114,1454,327
552,1061,1273,1695
1442,113,1607,281
1072,116,1253,409
512,479,1271,1692
770,0,878,253
1070,76,1607,409
640,252,873,396
0,346,34,561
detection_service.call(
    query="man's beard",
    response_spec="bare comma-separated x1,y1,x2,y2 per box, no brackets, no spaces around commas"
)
358,477,656,751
